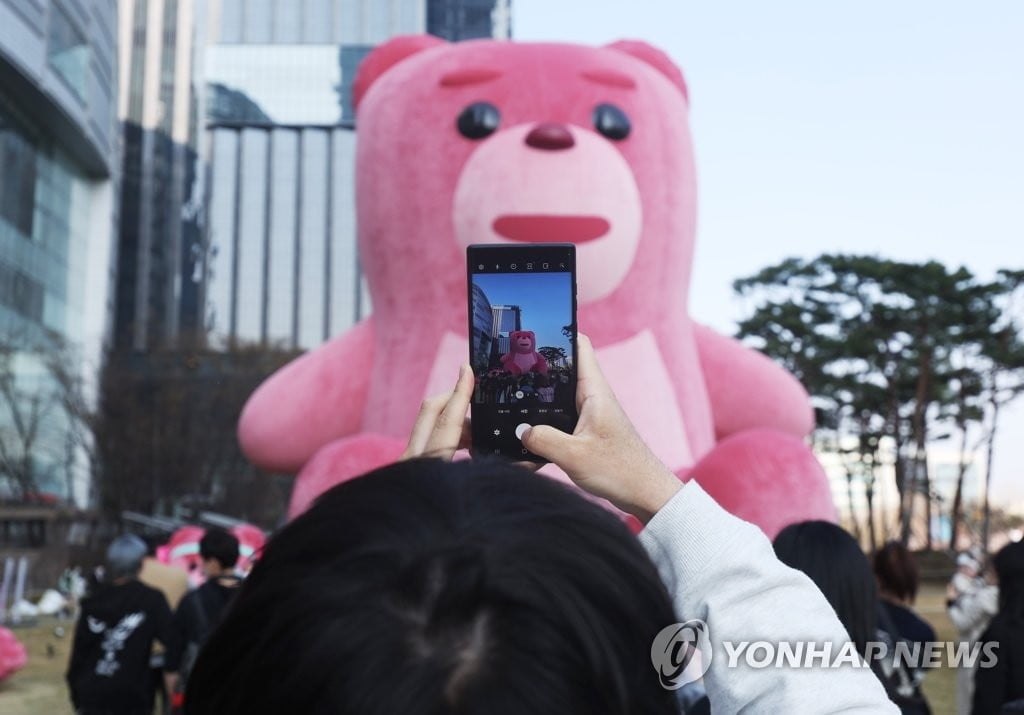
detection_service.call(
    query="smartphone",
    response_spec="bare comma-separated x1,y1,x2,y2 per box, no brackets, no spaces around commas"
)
467,243,578,461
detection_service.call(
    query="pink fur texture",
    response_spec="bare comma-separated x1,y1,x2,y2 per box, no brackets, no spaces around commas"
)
237,37,836,535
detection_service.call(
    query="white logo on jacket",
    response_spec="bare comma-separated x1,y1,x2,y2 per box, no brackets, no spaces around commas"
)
93,611,146,677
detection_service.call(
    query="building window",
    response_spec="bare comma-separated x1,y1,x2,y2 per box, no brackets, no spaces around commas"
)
0,100,38,237
0,263,45,321
49,4,90,102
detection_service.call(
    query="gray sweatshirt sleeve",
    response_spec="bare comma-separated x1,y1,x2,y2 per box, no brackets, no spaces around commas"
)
639,481,898,714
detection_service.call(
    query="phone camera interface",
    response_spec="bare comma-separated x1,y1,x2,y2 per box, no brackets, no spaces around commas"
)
470,269,575,416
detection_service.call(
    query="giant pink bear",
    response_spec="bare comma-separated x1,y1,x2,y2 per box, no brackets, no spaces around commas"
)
238,36,837,537
501,331,548,376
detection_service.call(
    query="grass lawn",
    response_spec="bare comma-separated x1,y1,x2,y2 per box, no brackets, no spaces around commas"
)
918,580,958,715
0,615,74,715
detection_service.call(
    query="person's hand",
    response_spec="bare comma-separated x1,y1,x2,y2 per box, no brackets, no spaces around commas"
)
400,364,475,461
518,334,682,523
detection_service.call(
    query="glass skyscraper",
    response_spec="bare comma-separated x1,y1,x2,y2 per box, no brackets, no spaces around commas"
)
199,0,410,349
115,0,208,351
114,1,513,354
428,0,511,41
470,284,493,372
201,0,511,350
490,304,521,357
0,0,119,504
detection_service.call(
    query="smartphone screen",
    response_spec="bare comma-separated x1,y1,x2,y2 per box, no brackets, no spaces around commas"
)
467,243,578,461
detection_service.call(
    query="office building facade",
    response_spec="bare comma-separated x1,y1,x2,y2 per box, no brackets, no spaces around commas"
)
201,0,425,350
115,0,208,351
0,0,119,504
115,0,514,353
428,0,511,41
490,304,520,358
202,0,512,351
470,283,492,371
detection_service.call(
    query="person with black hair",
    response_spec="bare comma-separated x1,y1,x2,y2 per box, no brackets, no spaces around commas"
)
875,541,936,646
874,541,936,713
164,527,241,710
186,335,897,714
774,520,937,711
972,540,1024,714
66,534,173,715
773,521,882,670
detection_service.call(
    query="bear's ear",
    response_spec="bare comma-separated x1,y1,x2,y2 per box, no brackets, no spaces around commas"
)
605,40,688,102
354,34,447,111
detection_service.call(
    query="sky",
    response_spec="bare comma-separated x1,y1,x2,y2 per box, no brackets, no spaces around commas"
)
474,272,574,353
515,0,1024,508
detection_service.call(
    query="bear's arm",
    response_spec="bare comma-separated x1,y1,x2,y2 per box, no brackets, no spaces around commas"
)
237,319,376,472
534,354,549,375
693,323,814,440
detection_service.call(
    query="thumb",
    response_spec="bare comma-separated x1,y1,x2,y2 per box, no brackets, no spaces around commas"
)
518,423,576,465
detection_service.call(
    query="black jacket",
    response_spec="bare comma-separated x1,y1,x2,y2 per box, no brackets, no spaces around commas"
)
972,614,1024,715
164,577,239,672
66,579,173,711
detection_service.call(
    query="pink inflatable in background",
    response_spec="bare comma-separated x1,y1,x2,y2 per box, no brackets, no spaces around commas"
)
0,626,27,683
163,524,266,584
231,524,267,574
165,525,207,586
238,36,837,537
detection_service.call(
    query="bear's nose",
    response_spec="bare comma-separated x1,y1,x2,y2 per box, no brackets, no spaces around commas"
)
525,123,575,151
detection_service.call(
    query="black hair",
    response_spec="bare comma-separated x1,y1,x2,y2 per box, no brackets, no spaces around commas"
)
873,541,920,604
773,521,878,658
993,540,1024,623
199,526,240,571
186,458,679,715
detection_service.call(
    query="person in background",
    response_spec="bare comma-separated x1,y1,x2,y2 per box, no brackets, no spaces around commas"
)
139,536,190,715
972,540,1024,714
773,521,886,682
874,541,936,714
66,534,173,715
947,551,998,715
163,527,241,712
57,566,86,620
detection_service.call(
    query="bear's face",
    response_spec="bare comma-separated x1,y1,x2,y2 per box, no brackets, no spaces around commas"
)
510,330,536,353
356,40,697,335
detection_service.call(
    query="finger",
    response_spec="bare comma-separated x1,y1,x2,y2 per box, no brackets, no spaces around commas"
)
574,333,613,404
424,364,474,458
457,416,473,451
519,424,580,471
402,392,452,459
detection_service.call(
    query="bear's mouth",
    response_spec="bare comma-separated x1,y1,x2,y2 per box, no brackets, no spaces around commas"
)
493,214,610,243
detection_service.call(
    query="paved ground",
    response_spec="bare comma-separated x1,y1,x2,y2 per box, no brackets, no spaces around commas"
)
0,584,960,715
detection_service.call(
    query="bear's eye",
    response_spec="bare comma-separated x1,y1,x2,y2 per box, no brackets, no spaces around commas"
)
457,102,501,139
592,103,631,141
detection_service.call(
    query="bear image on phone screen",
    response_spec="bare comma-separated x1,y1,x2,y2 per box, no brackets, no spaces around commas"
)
500,330,553,402
470,272,574,408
